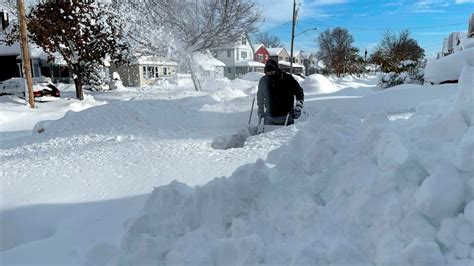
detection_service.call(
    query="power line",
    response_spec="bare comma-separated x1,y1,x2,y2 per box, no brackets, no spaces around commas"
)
297,21,466,31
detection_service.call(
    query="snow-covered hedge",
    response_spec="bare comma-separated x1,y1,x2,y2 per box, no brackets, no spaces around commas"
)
378,60,424,88
425,47,474,84
114,66,474,265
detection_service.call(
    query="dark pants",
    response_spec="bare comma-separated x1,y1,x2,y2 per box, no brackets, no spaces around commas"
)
264,114,294,126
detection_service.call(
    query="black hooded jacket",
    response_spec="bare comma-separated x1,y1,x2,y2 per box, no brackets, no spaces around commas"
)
257,60,304,117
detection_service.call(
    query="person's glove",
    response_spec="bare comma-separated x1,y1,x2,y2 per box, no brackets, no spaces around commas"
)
291,101,303,119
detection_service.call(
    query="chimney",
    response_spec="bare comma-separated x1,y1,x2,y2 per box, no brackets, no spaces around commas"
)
1,10,9,31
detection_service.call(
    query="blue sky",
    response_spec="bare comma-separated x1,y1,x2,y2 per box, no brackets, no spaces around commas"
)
254,0,474,58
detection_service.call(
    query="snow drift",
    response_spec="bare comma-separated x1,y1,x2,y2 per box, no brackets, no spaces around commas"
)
300,74,338,94
115,66,474,265
424,47,474,84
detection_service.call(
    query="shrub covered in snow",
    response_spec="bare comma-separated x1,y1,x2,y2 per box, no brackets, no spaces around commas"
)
378,60,425,88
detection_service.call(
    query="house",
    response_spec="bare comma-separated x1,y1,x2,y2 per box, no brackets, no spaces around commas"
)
213,34,264,79
267,48,289,63
293,50,306,66
192,51,225,79
254,43,270,64
0,41,71,83
305,53,320,75
111,55,178,87
277,61,305,75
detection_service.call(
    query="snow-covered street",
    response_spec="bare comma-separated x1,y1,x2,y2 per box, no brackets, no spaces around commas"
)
1,70,474,265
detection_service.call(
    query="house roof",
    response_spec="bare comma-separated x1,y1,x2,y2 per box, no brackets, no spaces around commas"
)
278,61,305,69
0,42,20,56
254,43,266,51
193,52,225,70
267,48,285,56
294,50,305,58
132,55,178,66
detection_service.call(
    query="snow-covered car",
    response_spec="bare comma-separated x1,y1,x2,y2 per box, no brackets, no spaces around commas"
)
0,77,60,98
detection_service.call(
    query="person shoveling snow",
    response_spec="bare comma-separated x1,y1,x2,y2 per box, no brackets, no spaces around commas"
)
211,60,304,150
257,59,304,126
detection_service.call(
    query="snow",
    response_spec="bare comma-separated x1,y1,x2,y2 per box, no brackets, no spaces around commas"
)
1,66,474,265
425,47,474,84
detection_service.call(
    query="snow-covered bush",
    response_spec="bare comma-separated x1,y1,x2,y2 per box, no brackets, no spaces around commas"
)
84,64,110,91
378,60,425,88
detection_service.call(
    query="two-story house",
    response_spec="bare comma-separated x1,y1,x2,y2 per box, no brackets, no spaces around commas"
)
213,35,264,79
267,48,289,63
254,44,270,64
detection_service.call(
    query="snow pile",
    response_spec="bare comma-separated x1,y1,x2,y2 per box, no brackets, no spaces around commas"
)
241,72,264,81
425,47,474,84
209,87,248,102
115,67,474,264
299,74,338,94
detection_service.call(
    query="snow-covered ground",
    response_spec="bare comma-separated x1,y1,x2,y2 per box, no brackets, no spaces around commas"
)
1,71,473,265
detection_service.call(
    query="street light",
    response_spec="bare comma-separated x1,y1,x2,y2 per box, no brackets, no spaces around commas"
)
290,27,318,74
295,27,319,37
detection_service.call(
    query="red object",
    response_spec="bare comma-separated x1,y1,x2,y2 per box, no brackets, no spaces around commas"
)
254,44,270,64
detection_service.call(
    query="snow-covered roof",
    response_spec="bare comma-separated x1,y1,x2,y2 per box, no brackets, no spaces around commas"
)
0,42,20,56
267,48,285,56
1,41,52,61
193,52,225,70
132,55,178,66
278,61,305,69
235,60,265,67
254,43,266,51
294,50,305,58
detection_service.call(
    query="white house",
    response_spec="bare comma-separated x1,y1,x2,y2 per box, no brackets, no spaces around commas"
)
111,55,178,87
213,34,264,79
267,48,289,63
192,51,225,79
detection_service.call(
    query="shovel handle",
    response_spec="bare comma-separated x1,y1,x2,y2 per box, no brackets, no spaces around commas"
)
248,97,255,125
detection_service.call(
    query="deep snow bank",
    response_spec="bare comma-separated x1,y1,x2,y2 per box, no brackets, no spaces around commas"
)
115,67,474,265
425,47,474,84
300,74,338,94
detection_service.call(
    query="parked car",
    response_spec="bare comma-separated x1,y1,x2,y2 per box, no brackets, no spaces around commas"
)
0,77,60,98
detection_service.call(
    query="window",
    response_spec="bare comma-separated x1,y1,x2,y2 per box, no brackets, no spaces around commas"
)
143,66,159,79
227,68,232,74
163,67,168,76
241,37,246,45
241,51,247,59
227,50,231,57
258,54,263,60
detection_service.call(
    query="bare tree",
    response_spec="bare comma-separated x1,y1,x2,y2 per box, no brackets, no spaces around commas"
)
254,32,283,48
115,0,261,91
316,27,360,76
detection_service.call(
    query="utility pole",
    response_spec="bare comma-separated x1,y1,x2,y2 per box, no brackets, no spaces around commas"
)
17,0,34,108
289,0,297,75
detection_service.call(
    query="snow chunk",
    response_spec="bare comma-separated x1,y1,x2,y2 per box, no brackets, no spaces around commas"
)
403,239,445,265
456,127,474,172
376,132,409,170
415,165,465,222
